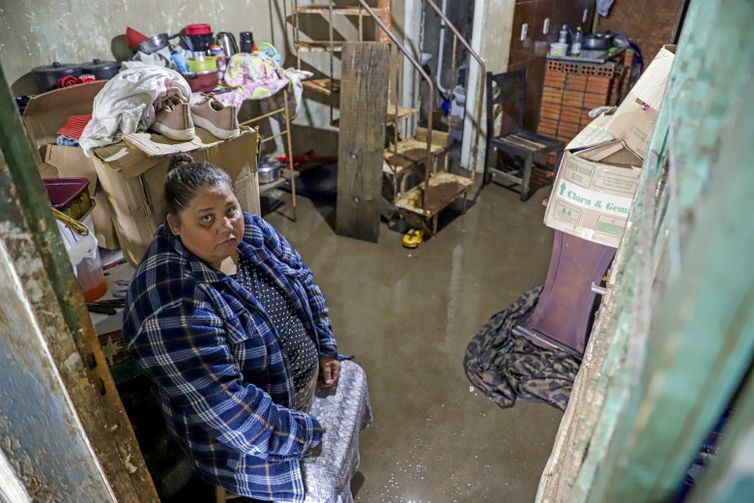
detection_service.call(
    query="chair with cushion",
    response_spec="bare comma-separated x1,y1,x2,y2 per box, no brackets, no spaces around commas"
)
484,68,565,201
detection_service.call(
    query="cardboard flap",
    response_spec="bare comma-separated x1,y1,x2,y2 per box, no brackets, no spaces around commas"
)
22,81,106,149
122,126,256,158
566,113,615,151
628,45,676,111
577,141,643,169
92,142,164,179
43,145,99,192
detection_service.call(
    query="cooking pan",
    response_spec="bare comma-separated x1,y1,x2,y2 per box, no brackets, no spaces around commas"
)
136,32,180,54
583,33,615,50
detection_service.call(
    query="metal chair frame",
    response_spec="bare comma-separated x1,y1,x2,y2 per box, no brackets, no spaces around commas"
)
484,68,565,201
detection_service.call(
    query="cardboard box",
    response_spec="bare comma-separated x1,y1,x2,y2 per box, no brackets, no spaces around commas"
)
606,45,676,157
544,139,643,248
22,82,120,249
91,128,261,266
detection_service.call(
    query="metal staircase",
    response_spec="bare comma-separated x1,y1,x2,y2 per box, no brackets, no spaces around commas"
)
287,0,486,234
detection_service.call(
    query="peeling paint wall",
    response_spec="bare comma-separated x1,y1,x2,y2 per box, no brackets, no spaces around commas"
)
0,0,341,154
0,0,287,94
0,1,437,157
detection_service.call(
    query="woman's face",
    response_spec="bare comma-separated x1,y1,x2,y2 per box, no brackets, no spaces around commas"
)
167,183,244,268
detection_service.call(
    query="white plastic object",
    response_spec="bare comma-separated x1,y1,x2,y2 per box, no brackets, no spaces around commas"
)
521,23,528,42
543,18,550,35
549,42,569,57
56,212,99,272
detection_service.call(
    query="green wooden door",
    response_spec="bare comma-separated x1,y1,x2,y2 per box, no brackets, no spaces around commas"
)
537,0,754,501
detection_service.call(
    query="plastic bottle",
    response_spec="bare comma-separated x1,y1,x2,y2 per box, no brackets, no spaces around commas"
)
571,26,583,56
558,24,569,44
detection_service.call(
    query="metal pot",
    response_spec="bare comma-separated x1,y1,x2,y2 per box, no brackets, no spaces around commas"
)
32,61,83,93
81,59,120,80
257,161,281,184
135,33,179,54
582,32,615,50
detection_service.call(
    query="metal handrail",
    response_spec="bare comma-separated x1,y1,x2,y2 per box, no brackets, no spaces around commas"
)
424,0,486,178
356,0,435,214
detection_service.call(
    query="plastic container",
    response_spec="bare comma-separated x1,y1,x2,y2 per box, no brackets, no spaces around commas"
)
188,55,217,73
44,177,92,220
56,206,107,302
182,70,219,93
239,31,257,53
77,252,108,302
549,42,569,57
186,24,213,54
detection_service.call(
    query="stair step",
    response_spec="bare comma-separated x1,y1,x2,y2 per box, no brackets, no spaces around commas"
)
394,172,473,217
415,127,450,148
383,137,447,177
331,104,419,127
295,5,388,16
295,40,345,53
302,78,341,96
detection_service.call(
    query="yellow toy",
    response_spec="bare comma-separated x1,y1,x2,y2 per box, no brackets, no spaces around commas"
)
402,228,424,248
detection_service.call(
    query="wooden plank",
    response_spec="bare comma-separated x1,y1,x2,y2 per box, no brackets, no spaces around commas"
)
336,42,389,242
302,78,341,96
295,41,344,53
688,350,754,502
394,172,473,217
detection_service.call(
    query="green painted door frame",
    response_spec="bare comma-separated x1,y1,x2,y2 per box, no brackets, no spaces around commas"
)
0,62,159,500
537,0,754,501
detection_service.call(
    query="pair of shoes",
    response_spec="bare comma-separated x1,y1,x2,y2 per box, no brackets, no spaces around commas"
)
151,95,195,140
152,94,240,141
191,93,240,139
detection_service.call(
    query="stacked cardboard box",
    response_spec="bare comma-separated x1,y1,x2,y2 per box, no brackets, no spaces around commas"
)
22,81,120,250
92,128,261,266
544,46,676,248
23,82,262,265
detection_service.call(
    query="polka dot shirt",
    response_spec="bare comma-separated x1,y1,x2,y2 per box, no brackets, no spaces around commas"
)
235,256,319,407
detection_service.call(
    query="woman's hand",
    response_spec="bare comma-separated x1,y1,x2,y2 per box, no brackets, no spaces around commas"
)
319,357,341,388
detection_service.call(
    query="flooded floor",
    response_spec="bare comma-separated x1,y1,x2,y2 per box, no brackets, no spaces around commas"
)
267,182,564,502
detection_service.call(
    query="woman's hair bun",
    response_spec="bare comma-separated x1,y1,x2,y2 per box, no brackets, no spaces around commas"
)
169,153,195,172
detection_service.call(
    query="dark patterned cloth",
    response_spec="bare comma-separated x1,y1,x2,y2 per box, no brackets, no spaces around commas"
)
464,287,580,411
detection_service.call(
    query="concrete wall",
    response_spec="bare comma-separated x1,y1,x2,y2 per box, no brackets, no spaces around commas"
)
0,0,287,94
462,0,516,171
0,0,423,157
0,0,341,154
0,0,513,162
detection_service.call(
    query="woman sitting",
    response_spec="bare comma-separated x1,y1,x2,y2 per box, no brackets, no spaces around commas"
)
123,154,367,502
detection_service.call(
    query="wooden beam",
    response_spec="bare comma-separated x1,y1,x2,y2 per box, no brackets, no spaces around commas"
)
336,42,389,242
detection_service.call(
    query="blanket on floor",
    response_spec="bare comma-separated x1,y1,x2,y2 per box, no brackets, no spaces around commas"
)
464,287,580,410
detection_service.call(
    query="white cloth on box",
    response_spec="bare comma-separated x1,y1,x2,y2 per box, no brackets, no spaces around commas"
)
79,66,191,155
302,360,372,503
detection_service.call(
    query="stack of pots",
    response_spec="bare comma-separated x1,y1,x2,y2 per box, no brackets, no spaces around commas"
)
32,59,120,93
